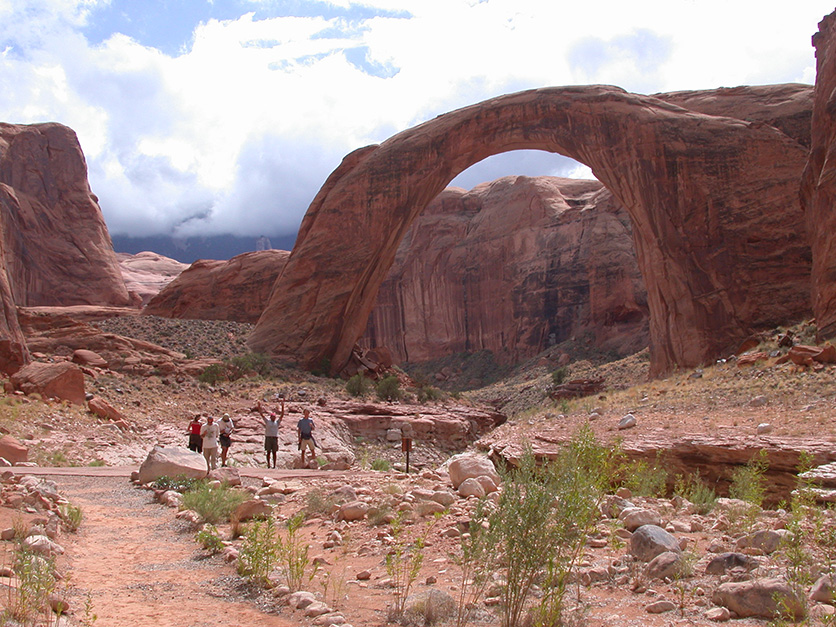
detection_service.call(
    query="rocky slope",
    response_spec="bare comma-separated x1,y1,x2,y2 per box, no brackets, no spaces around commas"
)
361,176,648,365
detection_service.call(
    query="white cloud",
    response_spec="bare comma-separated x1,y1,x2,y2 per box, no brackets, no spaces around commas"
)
0,0,833,240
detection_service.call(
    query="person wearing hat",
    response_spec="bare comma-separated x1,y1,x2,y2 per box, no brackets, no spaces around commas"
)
200,415,220,471
219,413,234,467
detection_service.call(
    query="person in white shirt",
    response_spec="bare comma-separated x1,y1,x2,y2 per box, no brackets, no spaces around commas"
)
219,413,234,467
257,397,284,469
200,415,221,471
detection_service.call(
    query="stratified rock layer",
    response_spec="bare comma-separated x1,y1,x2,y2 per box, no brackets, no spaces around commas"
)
250,85,811,376
144,250,289,323
0,123,129,307
117,252,188,307
361,176,648,364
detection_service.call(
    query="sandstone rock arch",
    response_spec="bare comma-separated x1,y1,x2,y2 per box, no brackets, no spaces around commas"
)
249,85,811,376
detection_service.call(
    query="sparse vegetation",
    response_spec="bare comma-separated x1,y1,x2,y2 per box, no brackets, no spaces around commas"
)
346,373,374,397
181,480,248,525
551,365,570,386
195,524,225,554
279,511,318,591
1,546,58,626
376,375,402,401
674,471,717,514
237,516,280,586
622,452,668,498
371,458,391,471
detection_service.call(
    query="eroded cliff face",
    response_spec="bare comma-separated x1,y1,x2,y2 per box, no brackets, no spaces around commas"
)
0,123,130,307
361,176,648,364
802,11,836,340
144,250,290,323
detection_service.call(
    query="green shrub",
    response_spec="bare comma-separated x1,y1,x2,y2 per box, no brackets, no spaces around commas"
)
238,517,280,585
729,449,769,507
674,471,717,514
181,481,248,525
152,474,205,492
279,512,318,591
227,352,272,380
345,373,373,397
371,458,391,472
623,454,668,497
196,524,225,554
198,363,227,385
59,502,83,532
416,385,444,403
489,426,619,627
305,489,338,519
376,375,401,401
551,366,570,386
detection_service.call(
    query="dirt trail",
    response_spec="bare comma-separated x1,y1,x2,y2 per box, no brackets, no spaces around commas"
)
51,474,296,627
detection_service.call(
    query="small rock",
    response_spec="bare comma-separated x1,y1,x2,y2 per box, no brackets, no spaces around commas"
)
356,570,371,581
810,573,836,604
756,423,773,435
704,606,731,621
631,525,680,562
645,599,676,614
619,507,661,532
618,414,637,430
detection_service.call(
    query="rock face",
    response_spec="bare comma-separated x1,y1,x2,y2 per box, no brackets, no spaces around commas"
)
10,361,86,405
117,252,188,307
360,176,648,365
803,11,836,340
0,123,130,307
144,250,289,323
250,85,811,377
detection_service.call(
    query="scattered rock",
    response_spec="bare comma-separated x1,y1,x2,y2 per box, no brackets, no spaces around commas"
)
712,578,806,619
645,599,676,614
618,414,637,430
447,454,500,490
619,507,661,532
137,446,208,484
705,552,759,575
631,525,681,562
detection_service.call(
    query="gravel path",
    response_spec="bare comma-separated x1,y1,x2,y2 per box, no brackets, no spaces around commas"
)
50,474,296,627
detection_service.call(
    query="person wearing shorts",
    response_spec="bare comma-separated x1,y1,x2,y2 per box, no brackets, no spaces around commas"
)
219,413,234,467
258,397,284,469
187,415,203,453
297,409,316,465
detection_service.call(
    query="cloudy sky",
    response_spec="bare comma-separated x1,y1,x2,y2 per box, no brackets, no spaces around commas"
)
1,0,833,242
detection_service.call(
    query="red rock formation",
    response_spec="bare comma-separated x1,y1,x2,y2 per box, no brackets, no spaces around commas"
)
144,250,289,323
117,252,188,306
10,361,86,405
250,85,811,377
361,176,648,364
0,213,28,375
655,84,813,148
0,123,130,307
802,11,836,340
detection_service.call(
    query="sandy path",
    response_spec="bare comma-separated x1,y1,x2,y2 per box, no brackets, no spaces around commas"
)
51,475,297,627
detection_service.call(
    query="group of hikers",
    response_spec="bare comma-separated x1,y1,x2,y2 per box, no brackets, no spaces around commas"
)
186,396,317,470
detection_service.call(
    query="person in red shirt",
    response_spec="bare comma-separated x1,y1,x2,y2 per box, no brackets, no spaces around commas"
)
187,415,203,453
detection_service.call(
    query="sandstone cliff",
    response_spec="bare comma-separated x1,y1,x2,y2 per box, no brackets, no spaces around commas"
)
0,123,130,307
802,11,836,340
361,176,648,365
144,250,289,323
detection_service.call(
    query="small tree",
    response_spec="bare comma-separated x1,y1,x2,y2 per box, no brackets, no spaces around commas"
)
376,375,401,401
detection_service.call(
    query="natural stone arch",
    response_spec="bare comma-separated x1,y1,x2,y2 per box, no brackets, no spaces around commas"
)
249,85,810,376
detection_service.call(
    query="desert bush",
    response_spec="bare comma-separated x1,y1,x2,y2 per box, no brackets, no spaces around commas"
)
416,385,444,403
59,502,83,532
196,524,225,554
623,453,668,497
346,373,373,397
371,458,391,472
674,471,717,515
489,426,619,627
551,366,570,386
1,546,57,625
181,480,248,525
386,512,437,620
729,449,769,507
279,512,317,591
152,474,204,492
198,363,227,385
238,517,280,586
453,498,494,627
376,375,402,401
367,502,394,526
305,488,338,519
227,352,272,380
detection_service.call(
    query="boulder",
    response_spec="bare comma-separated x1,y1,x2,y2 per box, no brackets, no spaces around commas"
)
403,589,456,624
735,529,783,554
208,467,242,487
136,446,208,484
11,361,85,405
338,501,369,521
0,435,27,464
87,396,126,422
705,552,759,575
646,551,683,580
232,499,272,522
71,349,108,368
22,535,64,557
457,478,486,498
447,454,500,490
619,507,660,532
630,525,681,562
712,578,805,619
810,573,836,604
